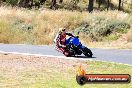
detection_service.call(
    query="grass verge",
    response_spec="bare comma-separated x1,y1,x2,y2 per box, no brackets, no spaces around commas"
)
0,53,132,88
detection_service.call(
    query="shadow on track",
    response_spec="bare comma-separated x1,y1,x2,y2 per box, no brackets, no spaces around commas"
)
74,55,96,59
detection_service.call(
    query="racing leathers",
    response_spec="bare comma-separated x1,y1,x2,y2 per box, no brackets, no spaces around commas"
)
55,32,74,55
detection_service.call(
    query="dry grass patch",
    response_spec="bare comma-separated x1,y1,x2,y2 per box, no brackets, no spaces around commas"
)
127,30,132,42
0,53,132,88
0,6,131,48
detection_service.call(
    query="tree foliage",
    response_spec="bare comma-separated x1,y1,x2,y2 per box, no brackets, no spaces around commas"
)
0,0,131,12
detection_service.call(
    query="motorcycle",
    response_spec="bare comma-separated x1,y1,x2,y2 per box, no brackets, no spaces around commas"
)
64,36,93,57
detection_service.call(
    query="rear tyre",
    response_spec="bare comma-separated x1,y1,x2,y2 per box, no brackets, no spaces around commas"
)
63,50,75,57
83,47,93,57
63,51,70,57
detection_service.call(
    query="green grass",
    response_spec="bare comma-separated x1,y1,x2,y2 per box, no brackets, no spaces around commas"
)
0,60,132,88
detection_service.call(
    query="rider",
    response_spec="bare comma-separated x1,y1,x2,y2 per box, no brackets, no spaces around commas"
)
54,28,74,56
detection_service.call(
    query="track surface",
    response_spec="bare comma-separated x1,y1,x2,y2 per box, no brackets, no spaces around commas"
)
0,44,132,65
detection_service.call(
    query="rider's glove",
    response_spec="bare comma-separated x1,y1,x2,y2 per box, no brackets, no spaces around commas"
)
76,36,79,38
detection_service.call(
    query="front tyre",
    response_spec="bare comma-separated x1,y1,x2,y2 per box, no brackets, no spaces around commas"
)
83,47,93,57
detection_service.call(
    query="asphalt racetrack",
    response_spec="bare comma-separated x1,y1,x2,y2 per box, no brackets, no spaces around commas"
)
0,44,132,65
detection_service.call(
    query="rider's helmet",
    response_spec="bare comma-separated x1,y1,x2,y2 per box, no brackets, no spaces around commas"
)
59,28,66,33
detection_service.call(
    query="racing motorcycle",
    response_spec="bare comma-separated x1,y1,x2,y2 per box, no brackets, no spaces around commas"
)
64,36,93,57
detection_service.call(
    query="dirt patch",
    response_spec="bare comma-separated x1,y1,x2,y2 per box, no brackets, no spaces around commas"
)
0,53,132,88
0,53,87,73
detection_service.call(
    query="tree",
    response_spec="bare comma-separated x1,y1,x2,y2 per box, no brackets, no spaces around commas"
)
50,0,56,9
59,0,63,3
1,0,6,2
88,0,94,12
98,0,101,8
40,0,47,5
18,0,30,8
118,0,121,10
96,0,101,8
107,0,110,10
18,0,45,8
122,0,124,7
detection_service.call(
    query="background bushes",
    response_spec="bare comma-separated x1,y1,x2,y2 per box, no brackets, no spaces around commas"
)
0,6,131,44
74,18,131,41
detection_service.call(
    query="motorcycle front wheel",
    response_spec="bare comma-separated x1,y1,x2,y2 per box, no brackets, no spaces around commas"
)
82,47,93,57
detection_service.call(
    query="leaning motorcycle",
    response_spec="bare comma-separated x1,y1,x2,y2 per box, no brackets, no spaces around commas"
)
64,36,93,57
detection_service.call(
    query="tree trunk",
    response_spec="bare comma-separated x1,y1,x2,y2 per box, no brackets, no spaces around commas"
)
88,0,94,12
24,0,30,7
18,0,30,8
59,0,63,3
2,0,6,2
40,0,47,5
98,0,101,8
18,0,24,7
121,0,124,7
30,0,33,7
118,0,121,10
50,0,56,9
107,0,110,10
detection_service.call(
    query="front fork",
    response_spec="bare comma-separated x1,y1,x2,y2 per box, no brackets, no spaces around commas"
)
78,45,87,55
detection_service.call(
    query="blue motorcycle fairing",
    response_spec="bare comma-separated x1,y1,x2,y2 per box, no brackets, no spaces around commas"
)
80,45,85,49
65,37,72,45
66,37,80,46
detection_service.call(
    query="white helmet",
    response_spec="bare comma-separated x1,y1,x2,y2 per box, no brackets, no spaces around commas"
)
59,28,66,33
